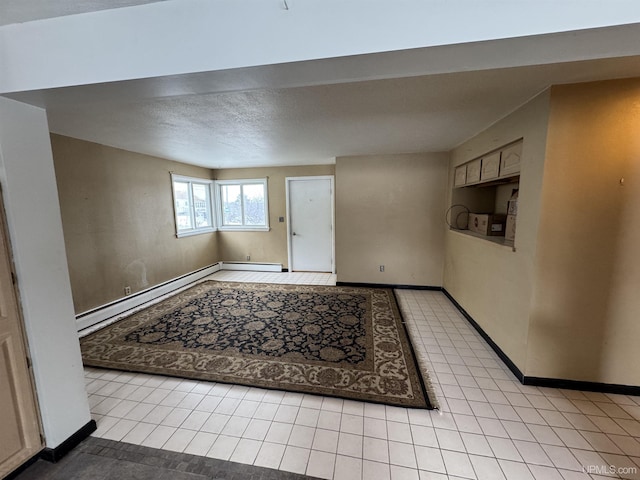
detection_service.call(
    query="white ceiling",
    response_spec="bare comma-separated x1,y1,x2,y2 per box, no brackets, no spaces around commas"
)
3,3,640,169
0,0,167,26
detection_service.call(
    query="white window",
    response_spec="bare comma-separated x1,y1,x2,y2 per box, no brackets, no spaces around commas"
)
171,174,216,237
215,178,269,231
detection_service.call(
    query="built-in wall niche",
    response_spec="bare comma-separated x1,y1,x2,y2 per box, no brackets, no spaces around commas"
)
450,139,522,246
453,139,522,188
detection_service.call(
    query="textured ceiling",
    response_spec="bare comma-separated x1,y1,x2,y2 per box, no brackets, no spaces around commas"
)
44,55,640,169
4,4,640,169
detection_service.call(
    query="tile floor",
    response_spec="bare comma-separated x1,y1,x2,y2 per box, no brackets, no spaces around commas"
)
83,271,640,480
16,436,311,480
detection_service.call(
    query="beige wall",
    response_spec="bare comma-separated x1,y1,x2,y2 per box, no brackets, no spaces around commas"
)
52,78,640,388
527,79,640,385
52,134,219,313
214,165,335,268
335,153,448,286
443,91,551,370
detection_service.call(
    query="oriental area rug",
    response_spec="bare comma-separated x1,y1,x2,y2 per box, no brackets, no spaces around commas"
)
80,281,434,409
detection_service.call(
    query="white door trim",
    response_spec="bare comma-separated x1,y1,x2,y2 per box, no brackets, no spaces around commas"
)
285,175,335,274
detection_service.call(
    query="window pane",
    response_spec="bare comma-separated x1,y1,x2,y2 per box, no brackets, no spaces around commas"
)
242,184,266,226
192,183,211,228
173,181,192,230
221,184,242,225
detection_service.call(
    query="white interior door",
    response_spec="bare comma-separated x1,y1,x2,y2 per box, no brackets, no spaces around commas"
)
287,176,334,272
0,196,42,478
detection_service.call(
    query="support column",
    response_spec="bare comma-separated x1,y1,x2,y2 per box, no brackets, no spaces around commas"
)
0,97,93,452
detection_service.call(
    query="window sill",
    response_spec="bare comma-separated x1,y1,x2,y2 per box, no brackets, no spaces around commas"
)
218,226,270,232
176,227,216,238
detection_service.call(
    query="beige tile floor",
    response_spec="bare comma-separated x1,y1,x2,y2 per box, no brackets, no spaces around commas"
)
84,271,640,479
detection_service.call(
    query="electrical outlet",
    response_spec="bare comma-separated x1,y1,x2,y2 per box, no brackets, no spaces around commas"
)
379,265,385,272
246,255,251,261
124,286,131,295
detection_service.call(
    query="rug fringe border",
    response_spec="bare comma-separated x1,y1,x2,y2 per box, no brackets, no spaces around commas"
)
391,289,439,410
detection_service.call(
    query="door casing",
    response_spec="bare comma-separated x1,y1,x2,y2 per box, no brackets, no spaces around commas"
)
285,176,335,273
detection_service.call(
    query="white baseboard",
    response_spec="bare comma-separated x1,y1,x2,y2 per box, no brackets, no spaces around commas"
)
220,262,283,272
76,263,221,331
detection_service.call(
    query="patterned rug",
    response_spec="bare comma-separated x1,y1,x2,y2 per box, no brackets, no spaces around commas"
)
80,281,434,409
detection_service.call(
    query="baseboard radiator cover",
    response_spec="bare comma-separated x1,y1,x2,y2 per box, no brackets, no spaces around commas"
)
220,261,283,272
76,263,221,331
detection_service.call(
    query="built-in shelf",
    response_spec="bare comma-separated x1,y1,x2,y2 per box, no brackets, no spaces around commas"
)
450,139,522,246
468,175,520,189
450,228,515,250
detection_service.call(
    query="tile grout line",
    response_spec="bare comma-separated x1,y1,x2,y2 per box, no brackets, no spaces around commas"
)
83,272,640,480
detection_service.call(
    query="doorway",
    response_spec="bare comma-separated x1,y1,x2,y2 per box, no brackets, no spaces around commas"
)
0,194,42,477
286,176,334,273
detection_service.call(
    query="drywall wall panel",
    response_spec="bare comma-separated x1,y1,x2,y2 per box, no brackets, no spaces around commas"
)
0,98,91,448
51,134,218,313
335,153,448,286
443,91,551,370
527,79,640,385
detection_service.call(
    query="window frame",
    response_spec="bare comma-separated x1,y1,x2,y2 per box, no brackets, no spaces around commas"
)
214,178,270,232
171,173,216,237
